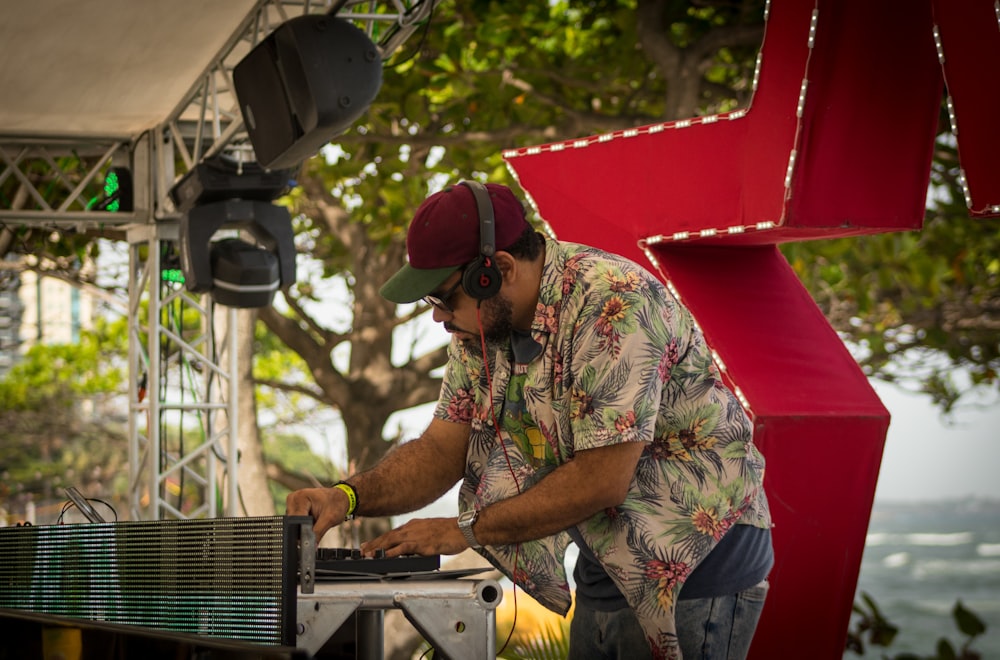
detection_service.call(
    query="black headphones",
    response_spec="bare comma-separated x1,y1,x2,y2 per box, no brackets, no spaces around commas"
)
458,180,503,301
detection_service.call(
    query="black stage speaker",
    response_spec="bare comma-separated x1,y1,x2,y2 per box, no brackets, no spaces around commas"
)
234,14,383,170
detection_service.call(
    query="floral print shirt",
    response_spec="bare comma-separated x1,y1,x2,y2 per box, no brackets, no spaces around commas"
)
434,237,771,658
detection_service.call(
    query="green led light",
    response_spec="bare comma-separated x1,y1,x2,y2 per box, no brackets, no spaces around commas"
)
162,269,185,283
104,171,121,213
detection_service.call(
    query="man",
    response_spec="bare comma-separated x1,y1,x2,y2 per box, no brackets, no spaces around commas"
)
286,181,773,659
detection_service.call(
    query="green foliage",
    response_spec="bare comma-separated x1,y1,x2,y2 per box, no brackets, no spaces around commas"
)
2,226,101,267
0,411,129,508
252,318,315,413
262,431,341,508
0,315,130,510
3,1,996,522
0,315,127,411
847,592,987,660
0,154,120,269
848,592,901,652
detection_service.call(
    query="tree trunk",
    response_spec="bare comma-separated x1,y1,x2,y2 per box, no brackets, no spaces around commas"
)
217,306,275,516
235,307,275,516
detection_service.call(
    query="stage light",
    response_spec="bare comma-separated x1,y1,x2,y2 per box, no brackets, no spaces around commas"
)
91,167,132,212
161,269,185,284
170,156,297,308
179,199,295,308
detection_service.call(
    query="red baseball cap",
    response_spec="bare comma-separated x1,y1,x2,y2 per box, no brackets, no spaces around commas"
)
379,182,529,303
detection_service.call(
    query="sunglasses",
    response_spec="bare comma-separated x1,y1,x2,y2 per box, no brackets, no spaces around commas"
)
422,276,464,313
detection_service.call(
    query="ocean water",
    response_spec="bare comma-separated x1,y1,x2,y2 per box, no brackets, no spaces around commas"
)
849,498,1000,658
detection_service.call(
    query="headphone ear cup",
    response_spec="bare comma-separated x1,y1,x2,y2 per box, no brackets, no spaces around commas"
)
462,256,502,300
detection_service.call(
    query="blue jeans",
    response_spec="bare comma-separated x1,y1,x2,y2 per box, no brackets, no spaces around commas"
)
568,580,769,660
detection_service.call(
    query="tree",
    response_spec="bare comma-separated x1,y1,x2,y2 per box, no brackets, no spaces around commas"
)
848,592,988,659
0,318,129,520
2,0,995,526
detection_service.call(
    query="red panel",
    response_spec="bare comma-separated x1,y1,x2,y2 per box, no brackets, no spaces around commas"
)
787,0,942,229
751,415,888,659
737,0,821,226
506,0,815,253
651,245,886,418
508,0,942,250
497,0,997,655
932,0,1000,216
652,245,889,658
510,117,752,265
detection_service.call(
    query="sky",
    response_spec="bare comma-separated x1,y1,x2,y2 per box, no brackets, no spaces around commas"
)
869,380,1000,502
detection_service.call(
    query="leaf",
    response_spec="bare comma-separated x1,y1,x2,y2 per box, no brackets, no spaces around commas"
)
952,600,986,638
870,620,899,648
935,637,957,660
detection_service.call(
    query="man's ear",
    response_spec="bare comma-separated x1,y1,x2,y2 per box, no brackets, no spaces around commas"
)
495,251,517,279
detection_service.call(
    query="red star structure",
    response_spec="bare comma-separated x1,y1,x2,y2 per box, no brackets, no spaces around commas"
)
505,0,999,656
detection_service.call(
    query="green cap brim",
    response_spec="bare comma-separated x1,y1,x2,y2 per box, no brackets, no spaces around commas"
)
379,263,460,304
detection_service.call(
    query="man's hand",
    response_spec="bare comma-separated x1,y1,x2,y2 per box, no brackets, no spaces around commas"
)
361,517,470,558
286,486,351,542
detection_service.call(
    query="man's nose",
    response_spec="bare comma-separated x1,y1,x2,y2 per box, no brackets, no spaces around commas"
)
431,306,453,323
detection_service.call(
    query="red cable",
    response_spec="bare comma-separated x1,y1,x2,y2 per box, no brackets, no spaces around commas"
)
477,305,524,655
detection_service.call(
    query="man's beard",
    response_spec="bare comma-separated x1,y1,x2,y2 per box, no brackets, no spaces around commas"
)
481,293,515,343
453,292,515,346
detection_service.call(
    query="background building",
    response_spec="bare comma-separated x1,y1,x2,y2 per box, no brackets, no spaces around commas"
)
0,268,22,378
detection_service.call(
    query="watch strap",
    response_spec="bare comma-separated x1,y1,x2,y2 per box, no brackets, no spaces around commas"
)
458,510,482,549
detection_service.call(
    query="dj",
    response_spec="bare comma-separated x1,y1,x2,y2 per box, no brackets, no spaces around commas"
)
286,181,774,659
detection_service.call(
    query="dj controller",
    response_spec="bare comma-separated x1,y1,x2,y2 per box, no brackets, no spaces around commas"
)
312,546,440,578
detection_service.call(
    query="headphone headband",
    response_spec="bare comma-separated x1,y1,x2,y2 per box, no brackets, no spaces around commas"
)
457,180,502,301
460,180,495,258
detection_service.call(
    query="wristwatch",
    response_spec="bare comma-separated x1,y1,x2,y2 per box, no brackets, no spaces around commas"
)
457,509,482,549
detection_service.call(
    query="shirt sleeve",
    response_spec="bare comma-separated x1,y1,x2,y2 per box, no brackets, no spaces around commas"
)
433,339,478,424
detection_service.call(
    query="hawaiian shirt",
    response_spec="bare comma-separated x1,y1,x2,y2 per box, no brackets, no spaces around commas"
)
433,237,771,658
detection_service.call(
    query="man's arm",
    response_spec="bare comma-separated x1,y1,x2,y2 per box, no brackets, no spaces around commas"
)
474,440,646,544
360,440,646,557
285,417,470,542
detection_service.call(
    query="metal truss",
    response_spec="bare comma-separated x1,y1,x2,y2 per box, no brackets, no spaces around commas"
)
0,137,147,231
126,221,242,521
1,0,439,521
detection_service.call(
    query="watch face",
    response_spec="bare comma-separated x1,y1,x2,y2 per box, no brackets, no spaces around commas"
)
459,510,477,525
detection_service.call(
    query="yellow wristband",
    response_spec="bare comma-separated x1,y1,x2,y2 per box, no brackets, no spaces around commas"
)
333,482,357,519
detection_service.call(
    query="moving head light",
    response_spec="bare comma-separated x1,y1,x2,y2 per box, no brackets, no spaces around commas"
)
172,157,297,308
